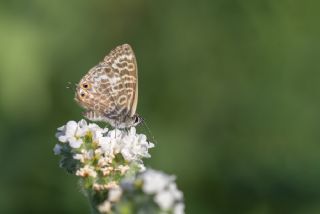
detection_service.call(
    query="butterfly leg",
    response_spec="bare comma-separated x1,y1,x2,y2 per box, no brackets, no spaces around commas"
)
123,127,129,134
83,111,105,122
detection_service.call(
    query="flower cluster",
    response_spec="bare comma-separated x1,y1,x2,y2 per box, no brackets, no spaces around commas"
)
140,169,184,212
54,120,184,214
54,120,153,189
97,169,184,214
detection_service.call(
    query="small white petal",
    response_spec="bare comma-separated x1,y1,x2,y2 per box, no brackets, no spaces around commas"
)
57,125,65,131
53,144,62,155
65,121,78,135
73,154,84,162
57,135,68,143
55,120,80,143
78,119,88,128
69,137,83,148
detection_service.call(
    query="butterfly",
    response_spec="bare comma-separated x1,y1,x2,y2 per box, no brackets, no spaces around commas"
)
75,44,143,128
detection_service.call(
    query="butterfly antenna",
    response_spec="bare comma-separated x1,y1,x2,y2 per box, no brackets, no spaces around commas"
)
141,118,157,145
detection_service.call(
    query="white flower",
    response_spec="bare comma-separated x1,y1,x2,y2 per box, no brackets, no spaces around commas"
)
99,136,119,156
77,119,88,136
139,169,184,211
117,165,130,175
100,166,114,176
87,123,108,140
99,127,154,164
56,121,78,143
56,120,84,148
154,190,175,210
73,149,94,163
97,156,111,168
108,187,122,202
154,182,184,210
107,181,119,189
55,120,109,149
54,120,186,214
173,203,185,214
93,181,120,191
69,137,83,148
75,165,97,178
141,169,175,194
56,121,153,164
98,200,111,214
120,127,154,162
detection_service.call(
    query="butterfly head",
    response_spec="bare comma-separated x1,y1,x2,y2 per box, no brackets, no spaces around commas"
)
74,80,95,109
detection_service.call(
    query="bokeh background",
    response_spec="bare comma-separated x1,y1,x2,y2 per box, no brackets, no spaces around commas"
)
1,0,320,213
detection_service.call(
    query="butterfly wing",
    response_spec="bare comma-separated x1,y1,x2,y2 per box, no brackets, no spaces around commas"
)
103,44,138,118
76,44,138,124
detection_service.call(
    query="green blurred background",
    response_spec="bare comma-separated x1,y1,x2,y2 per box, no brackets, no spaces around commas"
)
1,0,320,213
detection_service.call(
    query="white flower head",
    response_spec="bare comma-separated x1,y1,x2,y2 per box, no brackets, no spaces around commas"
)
56,120,153,165
99,127,154,165
54,120,185,214
139,169,184,212
120,128,154,162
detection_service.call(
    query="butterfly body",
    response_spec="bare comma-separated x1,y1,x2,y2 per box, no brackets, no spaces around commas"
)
75,44,142,128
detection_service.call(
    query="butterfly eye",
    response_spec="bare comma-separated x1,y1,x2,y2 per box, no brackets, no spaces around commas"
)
83,83,89,88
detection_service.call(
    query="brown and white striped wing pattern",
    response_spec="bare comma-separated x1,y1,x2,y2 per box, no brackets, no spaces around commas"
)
77,44,138,122
103,44,138,118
